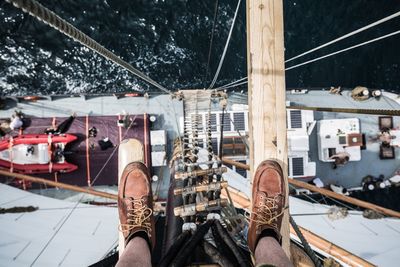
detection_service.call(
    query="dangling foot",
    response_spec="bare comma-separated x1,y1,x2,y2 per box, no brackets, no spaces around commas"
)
118,162,155,249
248,160,286,254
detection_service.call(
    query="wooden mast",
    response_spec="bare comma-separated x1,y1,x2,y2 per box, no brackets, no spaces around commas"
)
246,0,290,255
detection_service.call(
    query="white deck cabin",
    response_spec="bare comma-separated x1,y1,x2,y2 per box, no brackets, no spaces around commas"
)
317,118,362,162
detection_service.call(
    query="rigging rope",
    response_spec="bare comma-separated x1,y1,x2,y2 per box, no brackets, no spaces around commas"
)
219,80,248,90
208,0,242,89
288,105,400,116
229,21,400,82
5,0,172,95
289,216,323,267
204,0,219,84
286,10,400,63
216,76,247,90
286,29,400,71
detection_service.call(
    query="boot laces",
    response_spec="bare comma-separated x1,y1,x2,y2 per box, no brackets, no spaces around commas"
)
119,197,152,237
249,195,285,229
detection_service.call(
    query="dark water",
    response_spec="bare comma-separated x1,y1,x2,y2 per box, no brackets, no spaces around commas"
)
0,0,400,96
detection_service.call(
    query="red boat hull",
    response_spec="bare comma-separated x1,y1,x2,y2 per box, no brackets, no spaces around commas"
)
0,134,78,174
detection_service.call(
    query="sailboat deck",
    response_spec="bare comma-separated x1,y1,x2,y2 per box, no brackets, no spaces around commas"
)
287,89,400,188
0,94,183,196
309,111,400,188
0,114,150,187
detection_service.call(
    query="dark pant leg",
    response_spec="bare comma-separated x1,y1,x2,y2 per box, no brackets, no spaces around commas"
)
56,116,75,133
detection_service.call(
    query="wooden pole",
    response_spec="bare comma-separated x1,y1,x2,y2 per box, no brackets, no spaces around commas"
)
246,0,289,254
221,157,250,171
220,159,400,218
0,169,118,200
289,178,400,218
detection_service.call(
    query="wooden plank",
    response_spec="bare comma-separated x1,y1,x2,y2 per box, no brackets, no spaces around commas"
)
246,0,290,255
289,178,400,218
222,157,250,170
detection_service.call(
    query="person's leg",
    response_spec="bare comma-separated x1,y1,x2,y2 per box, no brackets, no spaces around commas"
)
248,160,293,267
116,237,151,267
255,237,292,267
56,115,75,133
116,162,155,266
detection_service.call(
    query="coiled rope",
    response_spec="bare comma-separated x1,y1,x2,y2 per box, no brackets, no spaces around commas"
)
5,0,172,95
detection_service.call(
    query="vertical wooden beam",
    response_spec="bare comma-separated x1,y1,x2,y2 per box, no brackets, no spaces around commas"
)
246,0,290,256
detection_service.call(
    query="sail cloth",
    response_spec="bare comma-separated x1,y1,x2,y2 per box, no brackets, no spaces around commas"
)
0,183,118,266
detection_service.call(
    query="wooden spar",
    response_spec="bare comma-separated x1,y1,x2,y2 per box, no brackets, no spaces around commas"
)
0,169,118,200
222,157,250,170
221,157,250,171
289,178,400,218
221,186,251,209
221,159,400,218
246,0,290,255
290,226,376,267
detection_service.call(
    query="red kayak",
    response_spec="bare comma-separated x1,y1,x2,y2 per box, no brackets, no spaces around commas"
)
0,134,78,174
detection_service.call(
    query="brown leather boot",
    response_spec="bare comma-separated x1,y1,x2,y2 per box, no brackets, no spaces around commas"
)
248,160,286,254
118,162,155,249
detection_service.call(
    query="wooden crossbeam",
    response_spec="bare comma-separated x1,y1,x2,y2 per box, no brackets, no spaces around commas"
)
174,167,227,180
174,181,228,195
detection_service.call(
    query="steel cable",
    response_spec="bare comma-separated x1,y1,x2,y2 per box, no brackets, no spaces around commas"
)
204,0,219,85
208,0,242,89
5,0,172,95
285,10,400,63
286,29,400,71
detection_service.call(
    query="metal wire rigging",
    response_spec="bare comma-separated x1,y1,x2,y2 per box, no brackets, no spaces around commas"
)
286,29,400,71
204,0,219,85
216,77,247,90
208,0,242,89
285,10,400,63
5,0,172,95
